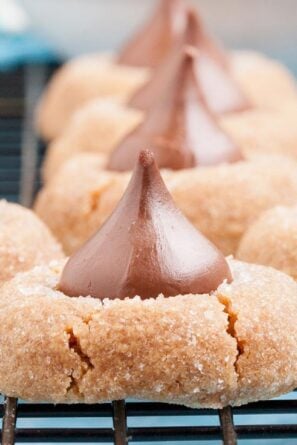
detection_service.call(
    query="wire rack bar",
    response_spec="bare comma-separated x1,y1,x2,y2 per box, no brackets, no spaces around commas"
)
1,398,17,445
219,407,237,445
113,401,128,445
1,424,297,443
129,425,297,441
1,399,296,418
20,65,47,207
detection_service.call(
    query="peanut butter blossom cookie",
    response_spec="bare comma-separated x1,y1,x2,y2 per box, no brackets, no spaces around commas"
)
0,200,64,285
36,0,297,141
36,49,297,257
2,151,297,407
42,9,297,182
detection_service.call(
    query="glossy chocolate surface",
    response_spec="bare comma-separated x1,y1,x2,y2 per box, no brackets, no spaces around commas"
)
59,150,232,300
108,49,243,172
129,8,249,114
117,0,187,68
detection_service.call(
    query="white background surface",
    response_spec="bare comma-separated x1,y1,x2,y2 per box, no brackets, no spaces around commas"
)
17,0,297,62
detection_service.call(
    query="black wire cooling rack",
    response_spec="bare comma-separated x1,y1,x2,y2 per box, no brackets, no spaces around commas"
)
1,64,297,445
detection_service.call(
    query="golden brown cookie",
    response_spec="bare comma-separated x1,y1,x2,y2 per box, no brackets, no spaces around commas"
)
36,54,149,141
42,100,143,182
0,258,296,407
222,103,297,161
35,154,297,256
231,51,297,109
0,200,64,285
237,205,297,280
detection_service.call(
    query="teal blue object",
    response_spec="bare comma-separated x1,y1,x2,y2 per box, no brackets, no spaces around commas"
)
0,31,59,70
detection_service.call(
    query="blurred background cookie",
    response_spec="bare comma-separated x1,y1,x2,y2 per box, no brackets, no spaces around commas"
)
0,200,64,285
34,0,297,141
237,205,297,280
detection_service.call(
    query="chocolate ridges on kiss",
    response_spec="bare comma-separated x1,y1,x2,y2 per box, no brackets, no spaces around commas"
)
117,0,187,68
59,150,232,300
107,49,243,172
129,8,249,114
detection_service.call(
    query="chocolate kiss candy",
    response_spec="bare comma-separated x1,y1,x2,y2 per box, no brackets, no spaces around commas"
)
117,0,187,68
129,8,249,114
107,49,243,172
59,150,232,300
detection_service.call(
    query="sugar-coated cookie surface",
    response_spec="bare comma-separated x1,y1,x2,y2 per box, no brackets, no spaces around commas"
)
36,54,149,141
237,206,297,280
222,104,297,162
0,259,296,407
42,100,143,182
231,51,297,109
0,200,64,285
218,260,297,406
35,154,297,256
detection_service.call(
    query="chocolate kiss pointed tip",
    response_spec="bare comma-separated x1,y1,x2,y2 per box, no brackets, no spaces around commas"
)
183,7,227,66
139,149,155,168
184,45,198,59
184,7,202,38
117,0,187,68
187,7,202,25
